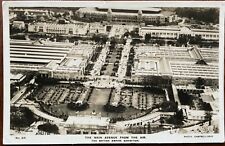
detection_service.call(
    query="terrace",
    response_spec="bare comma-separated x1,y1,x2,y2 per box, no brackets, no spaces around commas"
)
120,87,166,110
100,45,123,76
35,84,87,105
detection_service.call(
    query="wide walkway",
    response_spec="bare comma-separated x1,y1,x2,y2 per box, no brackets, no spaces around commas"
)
11,87,27,104
84,88,110,116
172,84,181,106
19,102,64,124
117,39,132,81
115,111,174,128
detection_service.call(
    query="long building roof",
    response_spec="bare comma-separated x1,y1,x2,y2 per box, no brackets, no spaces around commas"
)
96,6,161,13
65,116,110,126
78,8,163,17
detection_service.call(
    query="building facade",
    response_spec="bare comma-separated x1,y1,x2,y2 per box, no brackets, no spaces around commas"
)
76,7,167,24
139,26,219,41
28,22,89,35
131,45,219,86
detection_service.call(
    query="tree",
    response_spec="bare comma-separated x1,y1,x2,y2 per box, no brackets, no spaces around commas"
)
144,33,151,43
175,109,184,122
205,111,212,126
147,122,152,134
38,123,59,134
10,107,36,128
177,34,190,45
167,109,184,125
92,34,101,43
159,117,164,126
123,31,130,38
175,8,219,24
67,102,89,111
190,35,202,44
195,77,205,89
160,101,178,112
130,30,140,38
103,103,126,113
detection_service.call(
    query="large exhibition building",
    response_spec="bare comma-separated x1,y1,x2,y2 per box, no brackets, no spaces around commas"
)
76,7,167,24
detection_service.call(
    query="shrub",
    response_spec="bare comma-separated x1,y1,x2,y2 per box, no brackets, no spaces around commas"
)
67,102,89,111
38,123,59,134
10,107,36,128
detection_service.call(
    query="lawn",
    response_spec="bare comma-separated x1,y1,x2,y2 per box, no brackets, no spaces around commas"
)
102,64,115,76
49,88,143,119
50,88,111,116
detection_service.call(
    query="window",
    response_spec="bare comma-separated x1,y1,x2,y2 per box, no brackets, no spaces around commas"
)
39,26,44,32
69,28,73,34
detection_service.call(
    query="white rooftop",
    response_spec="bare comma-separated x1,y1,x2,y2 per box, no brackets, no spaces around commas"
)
65,116,110,126
97,6,161,12
10,73,24,80
78,7,163,17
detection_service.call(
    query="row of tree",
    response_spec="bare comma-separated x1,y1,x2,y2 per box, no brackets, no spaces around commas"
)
37,123,59,134
10,107,36,128
175,8,219,24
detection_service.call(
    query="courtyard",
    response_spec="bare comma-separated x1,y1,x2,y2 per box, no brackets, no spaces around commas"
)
32,84,160,120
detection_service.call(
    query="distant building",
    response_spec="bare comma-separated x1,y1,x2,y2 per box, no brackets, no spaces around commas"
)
168,14,178,23
76,7,167,24
12,21,25,29
10,40,95,80
131,45,219,86
170,61,218,85
28,22,89,35
53,57,87,78
140,26,180,39
89,23,107,34
65,116,110,132
139,26,219,41
10,73,26,84
10,39,73,64
9,8,50,17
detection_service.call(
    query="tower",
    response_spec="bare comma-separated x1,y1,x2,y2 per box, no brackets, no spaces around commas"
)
107,8,112,22
137,10,143,23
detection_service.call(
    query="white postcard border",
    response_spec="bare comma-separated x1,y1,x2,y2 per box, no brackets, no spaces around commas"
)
3,1,225,144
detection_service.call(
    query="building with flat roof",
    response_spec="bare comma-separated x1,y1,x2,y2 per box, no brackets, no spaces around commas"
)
132,57,172,77
170,61,218,85
131,45,219,86
10,40,72,64
10,73,26,84
28,22,89,35
134,45,206,61
96,6,162,14
139,26,219,41
89,23,107,34
67,44,95,59
139,26,180,39
65,116,110,128
53,57,87,79
40,43,94,79
12,21,25,29
9,8,50,17
10,39,95,80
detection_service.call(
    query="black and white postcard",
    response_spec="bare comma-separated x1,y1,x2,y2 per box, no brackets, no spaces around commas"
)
3,1,225,144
